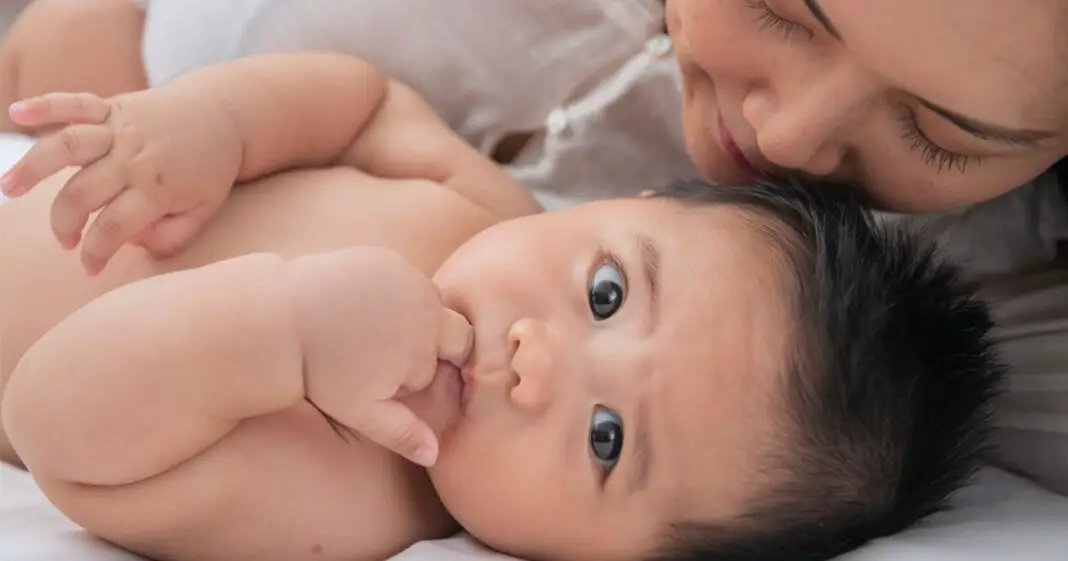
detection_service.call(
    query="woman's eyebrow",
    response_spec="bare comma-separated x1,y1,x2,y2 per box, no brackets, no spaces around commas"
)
802,0,841,39
804,0,1056,148
917,99,1055,147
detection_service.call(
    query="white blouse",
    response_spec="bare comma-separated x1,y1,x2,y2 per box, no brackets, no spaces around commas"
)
138,0,700,209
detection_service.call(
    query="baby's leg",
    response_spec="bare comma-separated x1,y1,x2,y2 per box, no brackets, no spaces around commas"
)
0,0,148,135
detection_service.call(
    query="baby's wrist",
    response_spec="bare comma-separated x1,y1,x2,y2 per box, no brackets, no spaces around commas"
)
214,253,307,418
162,76,245,185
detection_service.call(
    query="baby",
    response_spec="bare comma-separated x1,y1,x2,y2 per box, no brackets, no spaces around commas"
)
0,53,1003,561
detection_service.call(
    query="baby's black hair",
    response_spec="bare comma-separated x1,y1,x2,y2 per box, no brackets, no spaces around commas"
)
648,179,1005,561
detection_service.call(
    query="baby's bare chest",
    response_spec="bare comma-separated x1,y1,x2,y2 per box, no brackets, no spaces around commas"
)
166,167,494,275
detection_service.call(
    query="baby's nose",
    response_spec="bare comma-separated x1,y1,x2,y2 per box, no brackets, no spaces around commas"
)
507,318,560,411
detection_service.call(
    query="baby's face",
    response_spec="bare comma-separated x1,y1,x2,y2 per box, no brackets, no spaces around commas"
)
420,197,794,560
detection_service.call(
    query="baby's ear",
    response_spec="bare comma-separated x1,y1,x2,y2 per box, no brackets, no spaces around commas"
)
638,189,656,198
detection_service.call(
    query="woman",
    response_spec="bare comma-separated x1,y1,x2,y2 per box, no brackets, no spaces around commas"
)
2,0,1068,492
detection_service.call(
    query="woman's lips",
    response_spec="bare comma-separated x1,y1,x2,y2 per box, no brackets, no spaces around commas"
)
717,115,774,181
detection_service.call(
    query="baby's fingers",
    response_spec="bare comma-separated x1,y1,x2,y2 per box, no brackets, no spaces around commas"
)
81,189,161,276
9,93,112,128
50,163,125,250
2,124,112,197
357,399,439,467
133,211,208,258
438,308,474,368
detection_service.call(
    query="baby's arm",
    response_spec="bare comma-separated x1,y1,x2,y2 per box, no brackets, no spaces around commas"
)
2,253,303,487
164,52,390,186
2,248,467,559
2,248,462,559
9,52,540,220
4,52,540,273
339,79,543,219
2,53,394,273
161,52,541,218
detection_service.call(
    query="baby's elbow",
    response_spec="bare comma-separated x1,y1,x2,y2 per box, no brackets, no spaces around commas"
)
2,346,101,482
1,354,51,473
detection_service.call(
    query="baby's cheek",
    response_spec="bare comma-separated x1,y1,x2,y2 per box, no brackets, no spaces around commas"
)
433,431,523,513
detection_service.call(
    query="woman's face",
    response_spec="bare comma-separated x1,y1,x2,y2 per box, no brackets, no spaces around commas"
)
666,0,1068,212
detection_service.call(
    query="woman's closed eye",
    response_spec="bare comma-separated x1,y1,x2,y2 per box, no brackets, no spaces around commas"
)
896,105,981,173
744,0,811,40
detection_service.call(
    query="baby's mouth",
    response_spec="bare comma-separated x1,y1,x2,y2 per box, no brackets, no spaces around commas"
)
459,368,475,408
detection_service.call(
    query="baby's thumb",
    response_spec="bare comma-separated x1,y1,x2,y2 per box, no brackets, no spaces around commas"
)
357,399,439,467
438,308,473,367
134,213,203,257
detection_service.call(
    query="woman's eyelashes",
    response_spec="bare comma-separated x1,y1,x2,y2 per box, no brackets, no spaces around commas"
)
588,256,627,321
896,105,981,173
590,405,624,476
744,0,812,40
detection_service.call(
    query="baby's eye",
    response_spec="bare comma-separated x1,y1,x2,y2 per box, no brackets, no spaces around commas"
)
589,406,624,472
588,261,626,320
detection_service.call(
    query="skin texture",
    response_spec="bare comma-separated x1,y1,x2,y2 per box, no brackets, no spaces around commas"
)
0,53,794,561
666,0,1068,211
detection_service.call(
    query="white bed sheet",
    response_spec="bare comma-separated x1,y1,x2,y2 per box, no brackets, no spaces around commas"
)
0,132,32,171
0,132,33,205
4,462,1068,561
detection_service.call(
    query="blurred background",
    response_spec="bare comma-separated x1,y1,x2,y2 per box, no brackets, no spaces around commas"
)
0,2,31,38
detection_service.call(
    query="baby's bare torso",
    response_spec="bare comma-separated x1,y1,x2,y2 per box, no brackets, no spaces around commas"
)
0,167,496,560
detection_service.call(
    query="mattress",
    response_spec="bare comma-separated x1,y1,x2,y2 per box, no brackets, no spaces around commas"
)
4,462,1068,561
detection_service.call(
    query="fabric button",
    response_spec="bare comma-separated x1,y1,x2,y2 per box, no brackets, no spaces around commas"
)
547,108,570,135
644,34,672,57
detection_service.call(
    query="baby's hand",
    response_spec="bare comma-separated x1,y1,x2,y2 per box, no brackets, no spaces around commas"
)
0,89,243,276
286,247,473,467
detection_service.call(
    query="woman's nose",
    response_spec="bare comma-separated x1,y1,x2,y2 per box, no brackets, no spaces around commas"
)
506,318,561,412
743,62,875,176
